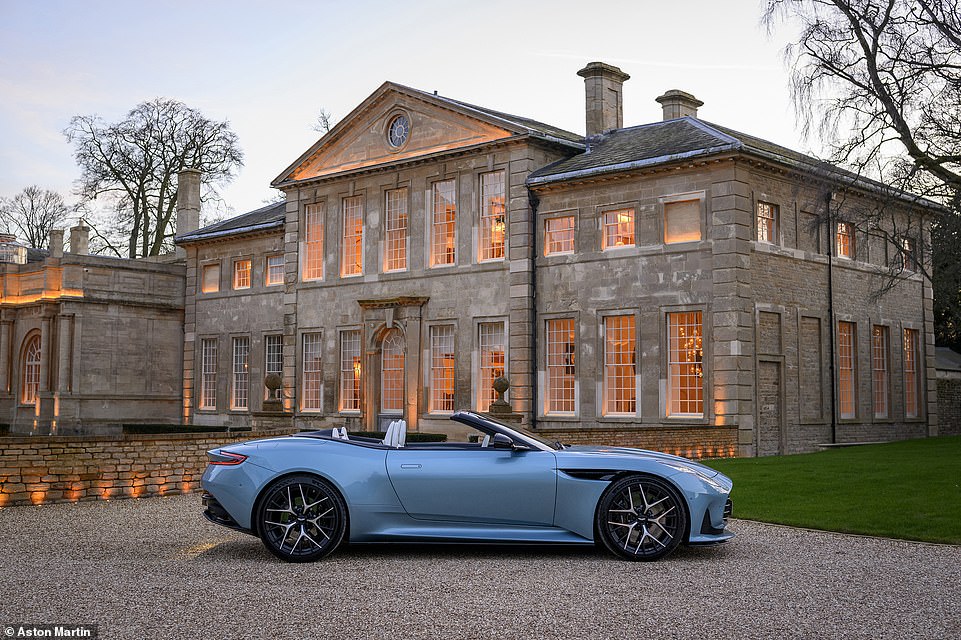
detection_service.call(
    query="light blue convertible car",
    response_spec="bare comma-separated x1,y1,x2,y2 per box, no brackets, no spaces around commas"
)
202,411,733,562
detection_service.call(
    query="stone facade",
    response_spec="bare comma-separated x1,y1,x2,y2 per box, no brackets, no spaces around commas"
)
176,64,939,456
0,237,185,434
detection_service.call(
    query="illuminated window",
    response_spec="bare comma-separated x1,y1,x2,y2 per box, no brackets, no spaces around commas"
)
837,321,856,419
21,334,41,406
381,330,405,413
872,326,889,419
546,318,576,414
836,222,855,259
199,338,217,410
429,325,455,413
664,199,701,244
479,171,506,261
341,196,364,276
339,330,361,412
302,333,323,411
900,237,918,271
904,328,921,418
545,216,575,255
602,208,635,250
201,263,220,293
231,336,250,410
265,255,284,286
384,188,408,272
264,334,283,400
430,180,456,267
478,322,505,411
604,315,636,415
233,259,251,290
302,203,325,281
667,311,703,417
756,202,778,243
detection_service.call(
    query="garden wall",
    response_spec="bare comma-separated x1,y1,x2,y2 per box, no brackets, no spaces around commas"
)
0,430,292,507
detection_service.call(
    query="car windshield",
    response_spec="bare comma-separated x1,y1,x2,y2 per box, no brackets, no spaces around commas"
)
463,412,562,451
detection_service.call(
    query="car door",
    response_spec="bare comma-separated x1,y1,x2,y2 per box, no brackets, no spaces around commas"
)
385,448,557,526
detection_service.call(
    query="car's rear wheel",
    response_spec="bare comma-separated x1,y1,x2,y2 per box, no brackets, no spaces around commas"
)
595,475,687,561
256,475,346,562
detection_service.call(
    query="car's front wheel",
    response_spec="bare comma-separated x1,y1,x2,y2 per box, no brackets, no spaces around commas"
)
595,475,687,561
256,475,346,562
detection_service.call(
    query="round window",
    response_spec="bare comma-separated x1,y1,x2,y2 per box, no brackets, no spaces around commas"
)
387,114,410,148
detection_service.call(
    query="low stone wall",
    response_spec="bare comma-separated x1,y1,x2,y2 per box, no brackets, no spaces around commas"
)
0,430,292,508
535,426,738,459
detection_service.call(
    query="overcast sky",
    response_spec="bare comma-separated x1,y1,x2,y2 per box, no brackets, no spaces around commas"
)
0,0,808,224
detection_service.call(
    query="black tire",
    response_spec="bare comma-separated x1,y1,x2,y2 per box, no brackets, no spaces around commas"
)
595,475,687,561
256,475,347,562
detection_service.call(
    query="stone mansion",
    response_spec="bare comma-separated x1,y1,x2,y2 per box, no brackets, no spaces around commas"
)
1,62,941,456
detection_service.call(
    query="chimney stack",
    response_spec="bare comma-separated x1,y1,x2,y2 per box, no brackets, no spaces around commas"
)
655,90,703,120
69,222,89,255
577,62,630,137
49,229,64,258
176,168,202,238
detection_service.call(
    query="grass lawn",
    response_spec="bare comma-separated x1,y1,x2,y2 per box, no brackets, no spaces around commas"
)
703,436,961,544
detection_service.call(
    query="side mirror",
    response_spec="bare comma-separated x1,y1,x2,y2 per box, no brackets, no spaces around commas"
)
490,433,514,449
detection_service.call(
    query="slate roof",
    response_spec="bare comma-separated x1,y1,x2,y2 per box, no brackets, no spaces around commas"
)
175,201,286,244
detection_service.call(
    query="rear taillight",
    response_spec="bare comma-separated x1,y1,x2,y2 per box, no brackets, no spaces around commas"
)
207,450,248,466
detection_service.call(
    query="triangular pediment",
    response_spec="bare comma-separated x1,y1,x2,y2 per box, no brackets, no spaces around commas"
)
273,83,520,186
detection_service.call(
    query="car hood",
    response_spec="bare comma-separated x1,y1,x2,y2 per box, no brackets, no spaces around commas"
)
558,445,721,478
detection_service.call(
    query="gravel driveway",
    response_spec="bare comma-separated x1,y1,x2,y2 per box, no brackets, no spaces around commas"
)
1,495,959,640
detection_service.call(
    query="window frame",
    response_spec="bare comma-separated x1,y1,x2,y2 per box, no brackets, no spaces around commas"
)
384,187,409,273
836,221,856,259
429,178,458,268
199,337,218,411
837,320,857,420
340,195,365,277
265,254,284,287
666,310,704,418
756,201,779,244
264,334,283,401
232,258,252,290
20,332,41,406
428,324,456,414
476,319,507,412
302,202,325,282
544,317,577,416
871,325,890,419
338,329,362,414
478,169,507,263
300,332,323,412
200,262,221,294
380,329,405,415
230,336,250,411
600,207,636,251
601,313,638,417
544,214,576,256
903,327,922,419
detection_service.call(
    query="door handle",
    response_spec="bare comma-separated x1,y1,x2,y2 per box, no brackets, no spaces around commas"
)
400,463,422,469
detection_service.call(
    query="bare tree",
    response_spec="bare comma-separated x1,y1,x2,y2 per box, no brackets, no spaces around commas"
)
0,186,74,249
765,0,961,347
64,98,244,258
312,108,334,133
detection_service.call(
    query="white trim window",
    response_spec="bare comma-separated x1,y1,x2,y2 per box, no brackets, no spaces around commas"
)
199,338,217,410
479,170,506,261
477,322,505,411
667,311,703,417
231,336,250,410
302,203,325,281
838,321,856,419
546,318,576,414
341,196,364,276
545,216,575,256
872,325,889,419
756,202,778,243
604,315,636,415
301,333,323,411
904,328,921,418
339,330,361,412
836,222,855,259
384,188,408,272
429,325,456,413
233,259,251,290
265,255,284,286
264,334,283,400
381,330,405,414
430,180,457,267
601,208,635,250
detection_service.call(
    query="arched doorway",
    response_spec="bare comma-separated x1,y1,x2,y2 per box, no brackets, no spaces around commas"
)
21,333,41,406
380,329,405,427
